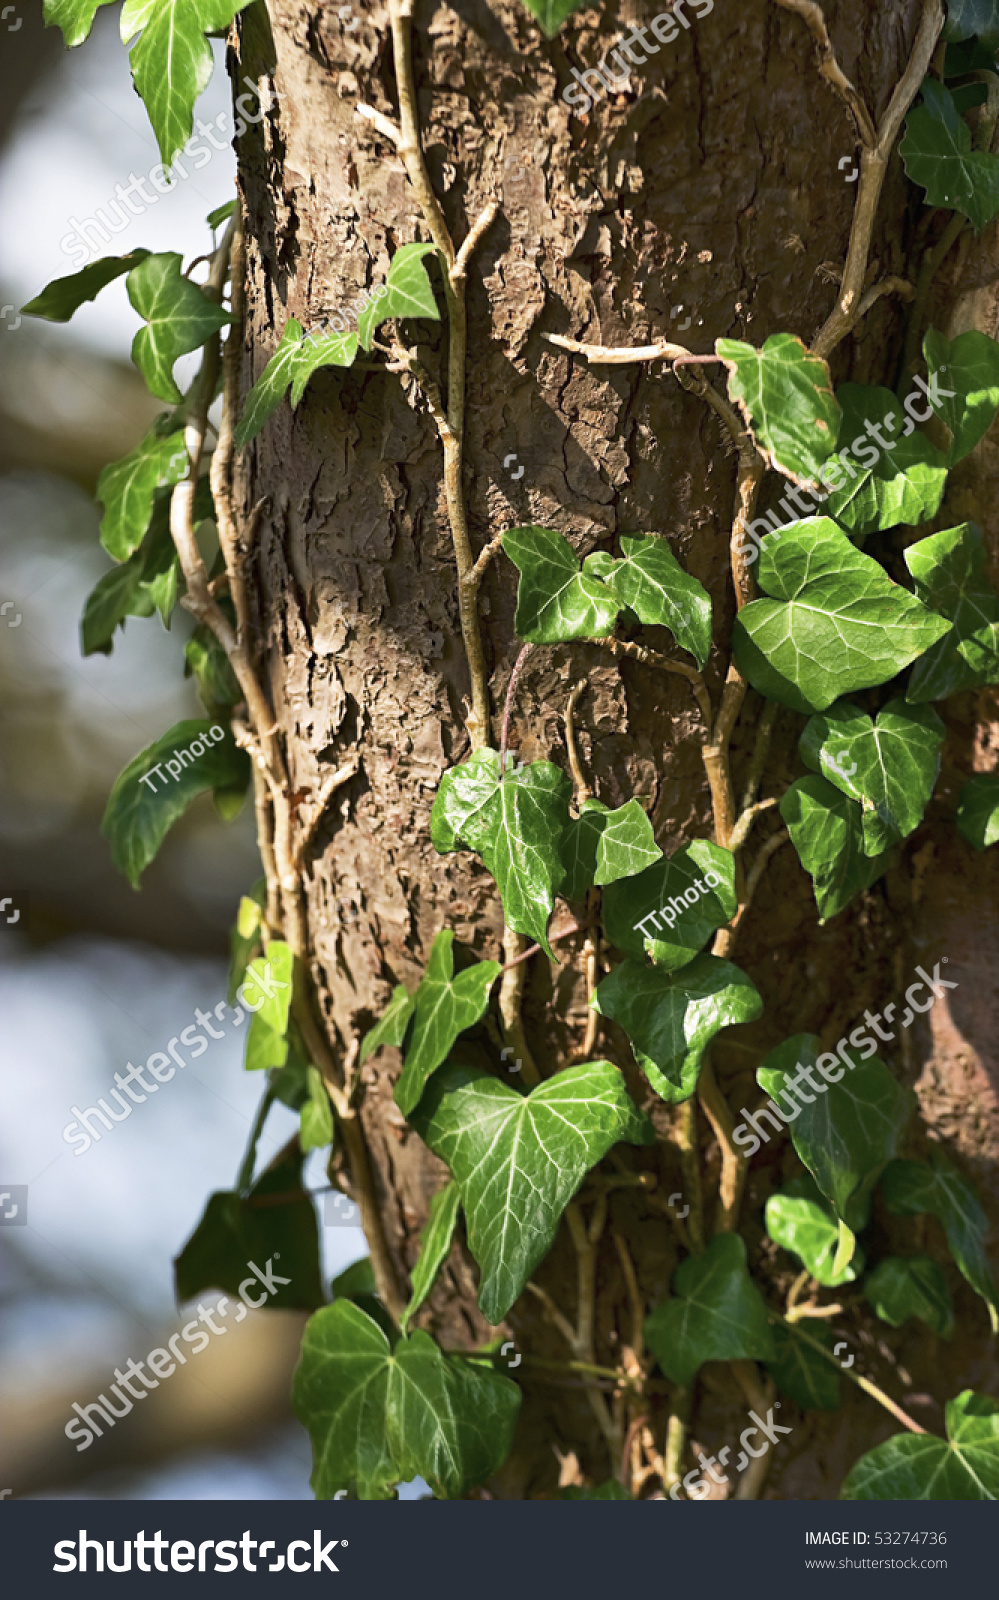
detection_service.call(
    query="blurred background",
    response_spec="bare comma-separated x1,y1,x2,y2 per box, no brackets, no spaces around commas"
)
0,6,380,1500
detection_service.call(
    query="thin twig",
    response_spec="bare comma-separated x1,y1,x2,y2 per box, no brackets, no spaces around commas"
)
525,1281,578,1348
777,1315,928,1434
674,1097,704,1254
564,679,592,803
698,1057,747,1235
543,331,691,365
604,636,712,729
499,643,534,775
726,796,779,855
772,0,877,146
451,200,499,284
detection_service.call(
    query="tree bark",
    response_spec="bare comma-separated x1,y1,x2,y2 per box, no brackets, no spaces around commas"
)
229,0,999,1496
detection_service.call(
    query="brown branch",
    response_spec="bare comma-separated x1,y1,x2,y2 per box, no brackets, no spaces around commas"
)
499,642,534,775
603,636,712,730
543,331,691,365
698,1057,748,1235
498,925,542,1087
564,679,592,803
772,0,877,146
673,1097,704,1254
778,1315,928,1434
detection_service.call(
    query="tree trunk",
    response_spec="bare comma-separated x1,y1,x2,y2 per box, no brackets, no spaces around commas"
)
229,0,999,1497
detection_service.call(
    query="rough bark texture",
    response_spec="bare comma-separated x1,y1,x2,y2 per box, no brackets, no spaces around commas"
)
230,0,998,1497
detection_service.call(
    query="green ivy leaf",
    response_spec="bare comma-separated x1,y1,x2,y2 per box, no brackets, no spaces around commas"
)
207,198,238,231
592,953,763,1103
432,748,572,956
800,698,945,857
924,327,999,463
360,984,417,1065
733,518,951,714
905,523,999,701
644,1234,776,1388
864,1255,954,1338
121,0,255,167
882,1152,999,1325
394,931,502,1116
96,425,190,561
956,773,999,849
410,1059,654,1324
356,242,441,350
81,515,181,655
715,333,840,483
767,1321,840,1411
584,535,712,666
300,1065,334,1153
503,526,621,643
227,880,265,1005
602,841,738,970
22,250,152,321
174,1143,323,1309
900,78,999,231
185,619,242,715
240,940,294,1036
765,1174,866,1288
842,1391,999,1500
944,0,999,48
780,775,893,920
517,0,588,37
101,718,250,885
821,384,947,534
43,0,117,46
757,1035,914,1253
234,316,360,447
127,251,234,403
294,1301,521,1500
400,1180,461,1333
560,798,662,900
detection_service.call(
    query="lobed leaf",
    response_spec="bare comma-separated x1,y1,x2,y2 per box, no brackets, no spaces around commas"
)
780,775,894,920
503,526,620,643
360,984,417,1065
234,316,359,447
842,1391,999,1500
905,523,999,701
800,697,945,856
822,383,947,534
96,425,190,562
767,1321,840,1412
584,535,712,666
715,332,840,484
900,78,999,232
356,242,441,351
956,773,999,849
644,1234,775,1389
864,1255,954,1338
765,1174,865,1288
127,251,234,403
22,250,151,321
393,931,502,1116
882,1152,999,1324
601,840,737,970
924,327,999,463
121,0,256,167
81,514,181,655
560,797,661,899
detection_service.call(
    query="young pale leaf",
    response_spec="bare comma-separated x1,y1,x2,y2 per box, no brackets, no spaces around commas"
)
208,198,238,231
121,0,255,167
905,523,999,701
956,773,999,849
584,535,712,666
227,880,266,1005
767,1321,840,1412
234,317,359,446
842,1391,999,1500
644,1234,776,1388
602,841,737,969
240,941,293,1036
81,515,181,654
864,1255,954,1338
22,250,151,322
560,797,661,899
410,1059,654,1324
780,775,893,920
356,243,441,350
800,698,945,857
300,1065,334,1153
102,718,250,886
765,1174,865,1288
715,333,840,484
432,748,571,955
294,1301,521,1500
517,0,588,37
44,0,118,45
503,526,621,642
900,78,999,231
394,930,502,1116
944,0,999,47
924,327,999,463
882,1152,999,1324
593,953,763,1103
400,1181,461,1333
733,519,951,714
96,427,189,561
360,984,417,1065
174,1143,323,1309
127,251,234,403
758,1035,914,1241
822,384,947,534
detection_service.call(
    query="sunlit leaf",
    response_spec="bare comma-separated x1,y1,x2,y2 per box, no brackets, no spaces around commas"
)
645,1234,775,1388
22,250,151,321
780,775,894,920
800,698,945,856
716,333,840,483
905,523,999,701
842,1391,999,1500
503,526,621,643
127,251,234,403
400,1181,461,1333
394,931,501,1116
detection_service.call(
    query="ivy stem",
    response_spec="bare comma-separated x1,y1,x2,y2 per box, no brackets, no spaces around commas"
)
235,1082,276,1193
776,1315,929,1435
499,642,534,776
697,1056,747,1235
674,1097,704,1253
